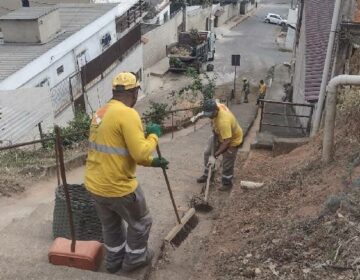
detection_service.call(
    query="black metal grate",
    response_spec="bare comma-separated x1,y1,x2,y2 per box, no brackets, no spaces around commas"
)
52,184,103,242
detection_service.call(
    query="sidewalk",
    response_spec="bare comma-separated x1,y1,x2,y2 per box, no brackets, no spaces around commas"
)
214,7,257,39
0,100,257,280
147,57,169,78
254,64,306,148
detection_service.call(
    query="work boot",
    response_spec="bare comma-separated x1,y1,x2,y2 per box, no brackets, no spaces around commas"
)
106,250,125,274
218,184,232,191
122,249,154,273
196,175,208,184
106,261,123,274
219,178,233,191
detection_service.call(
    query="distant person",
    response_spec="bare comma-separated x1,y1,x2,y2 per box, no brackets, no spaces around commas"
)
242,77,250,103
257,80,267,105
197,100,243,191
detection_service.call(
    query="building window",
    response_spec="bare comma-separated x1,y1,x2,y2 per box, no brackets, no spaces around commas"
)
100,33,112,50
136,69,142,82
164,12,169,23
36,78,50,87
56,65,64,75
76,50,89,69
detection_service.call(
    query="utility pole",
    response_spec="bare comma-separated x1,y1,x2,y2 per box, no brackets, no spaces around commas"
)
182,0,187,32
208,0,213,31
231,55,241,102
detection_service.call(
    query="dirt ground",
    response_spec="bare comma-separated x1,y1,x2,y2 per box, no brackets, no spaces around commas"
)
150,97,360,279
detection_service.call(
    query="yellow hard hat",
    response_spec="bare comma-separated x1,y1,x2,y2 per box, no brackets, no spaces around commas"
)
112,72,140,91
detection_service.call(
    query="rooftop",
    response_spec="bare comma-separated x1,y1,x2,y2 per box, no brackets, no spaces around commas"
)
0,3,117,83
304,0,335,102
0,6,57,20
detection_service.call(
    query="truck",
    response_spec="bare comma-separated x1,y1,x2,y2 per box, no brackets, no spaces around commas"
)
166,30,216,73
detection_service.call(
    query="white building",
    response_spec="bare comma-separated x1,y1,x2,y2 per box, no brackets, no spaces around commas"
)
143,0,170,25
0,1,144,131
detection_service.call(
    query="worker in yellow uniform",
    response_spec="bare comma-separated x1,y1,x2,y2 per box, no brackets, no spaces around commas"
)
256,79,267,105
84,72,169,273
197,99,243,191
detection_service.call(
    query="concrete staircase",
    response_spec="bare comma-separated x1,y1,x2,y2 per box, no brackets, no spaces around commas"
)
0,203,132,280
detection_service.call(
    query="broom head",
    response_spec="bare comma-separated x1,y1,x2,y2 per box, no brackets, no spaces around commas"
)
48,237,103,271
164,207,198,247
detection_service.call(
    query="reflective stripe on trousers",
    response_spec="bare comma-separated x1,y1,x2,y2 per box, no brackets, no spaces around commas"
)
91,186,152,266
203,136,239,184
105,241,126,253
105,242,146,254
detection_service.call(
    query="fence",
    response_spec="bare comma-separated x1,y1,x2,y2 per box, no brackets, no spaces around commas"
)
0,105,205,152
259,99,314,137
115,0,146,33
69,72,83,101
80,24,141,88
50,78,73,116
143,106,202,139
50,72,83,117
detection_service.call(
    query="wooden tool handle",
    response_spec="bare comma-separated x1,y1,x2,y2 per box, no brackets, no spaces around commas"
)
55,126,76,252
156,145,182,224
204,134,216,202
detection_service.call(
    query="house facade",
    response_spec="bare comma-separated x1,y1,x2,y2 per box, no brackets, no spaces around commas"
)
291,0,359,129
0,0,145,130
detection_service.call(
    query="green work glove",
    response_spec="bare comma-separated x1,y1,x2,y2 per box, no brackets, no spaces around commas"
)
146,122,162,138
151,157,169,169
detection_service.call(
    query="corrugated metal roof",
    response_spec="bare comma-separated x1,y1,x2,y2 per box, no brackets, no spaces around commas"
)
0,3,117,82
304,0,335,102
0,6,57,20
0,87,53,145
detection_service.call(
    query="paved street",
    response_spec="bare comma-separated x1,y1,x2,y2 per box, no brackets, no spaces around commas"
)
214,0,291,86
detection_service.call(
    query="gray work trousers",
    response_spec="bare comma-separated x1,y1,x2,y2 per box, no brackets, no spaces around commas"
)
91,186,152,269
204,135,239,186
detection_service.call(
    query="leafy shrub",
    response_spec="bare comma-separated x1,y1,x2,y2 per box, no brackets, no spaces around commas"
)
143,101,170,126
43,110,91,149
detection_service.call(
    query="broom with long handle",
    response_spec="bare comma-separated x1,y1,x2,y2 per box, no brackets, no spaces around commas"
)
156,145,198,246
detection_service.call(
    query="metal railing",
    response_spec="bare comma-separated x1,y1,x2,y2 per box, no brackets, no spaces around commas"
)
81,24,141,88
142,106,202,139
259,99,315,136
0,105,203,151
115,0,146,33
50,78,72,116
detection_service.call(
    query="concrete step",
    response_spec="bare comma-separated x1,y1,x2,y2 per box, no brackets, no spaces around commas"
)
0,203,132,280
148,57,169,77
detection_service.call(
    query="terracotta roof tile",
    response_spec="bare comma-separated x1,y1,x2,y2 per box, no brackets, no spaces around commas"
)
304,0,335,102
354,0,360,23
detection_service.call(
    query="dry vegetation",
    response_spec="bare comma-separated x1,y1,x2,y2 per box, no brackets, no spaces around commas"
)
190,84,360,279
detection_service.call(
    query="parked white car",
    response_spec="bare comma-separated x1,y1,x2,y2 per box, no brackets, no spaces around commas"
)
264,13,287,26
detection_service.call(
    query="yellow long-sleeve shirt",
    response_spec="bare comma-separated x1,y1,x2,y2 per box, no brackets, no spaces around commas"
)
259,83,267,95
84,100,158,197
212,104,243,147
